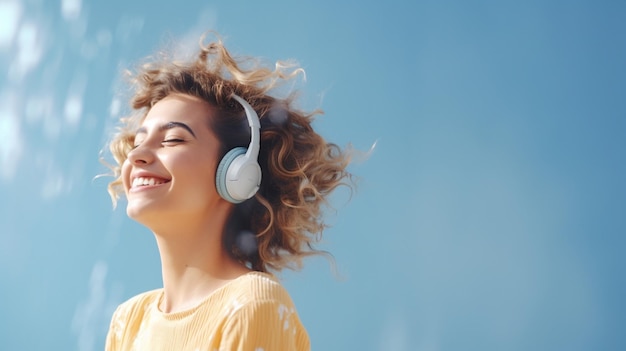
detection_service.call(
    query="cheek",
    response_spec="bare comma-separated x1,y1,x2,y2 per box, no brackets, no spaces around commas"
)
173,155,218,195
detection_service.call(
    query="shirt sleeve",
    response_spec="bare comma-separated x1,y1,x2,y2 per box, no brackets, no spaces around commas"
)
220,299,310,351
104,305,122,351
104,296,144,351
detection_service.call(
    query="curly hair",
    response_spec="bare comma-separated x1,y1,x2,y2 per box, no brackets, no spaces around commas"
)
106,35,353,272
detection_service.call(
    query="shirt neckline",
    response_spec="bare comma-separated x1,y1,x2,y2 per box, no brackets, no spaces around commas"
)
153,271,275,321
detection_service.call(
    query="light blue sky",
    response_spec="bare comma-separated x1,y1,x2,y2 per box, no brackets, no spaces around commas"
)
1,0,624,350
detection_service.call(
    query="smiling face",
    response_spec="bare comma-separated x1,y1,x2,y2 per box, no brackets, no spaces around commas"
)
121,94,225,228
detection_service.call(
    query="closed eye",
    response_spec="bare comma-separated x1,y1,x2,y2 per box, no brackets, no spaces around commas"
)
132,138,143,150
162,138,186,145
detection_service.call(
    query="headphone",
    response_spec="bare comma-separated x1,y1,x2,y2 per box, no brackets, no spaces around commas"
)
215,94,262,203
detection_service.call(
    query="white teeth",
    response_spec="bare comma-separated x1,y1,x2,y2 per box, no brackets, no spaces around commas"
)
132,177,166,188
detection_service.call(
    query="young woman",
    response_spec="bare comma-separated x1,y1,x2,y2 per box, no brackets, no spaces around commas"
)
104,35,352,350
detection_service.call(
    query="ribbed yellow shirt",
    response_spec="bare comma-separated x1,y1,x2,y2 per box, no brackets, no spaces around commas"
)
105,272,310,351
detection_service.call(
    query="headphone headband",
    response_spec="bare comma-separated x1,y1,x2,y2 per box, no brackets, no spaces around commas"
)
231,94,260,160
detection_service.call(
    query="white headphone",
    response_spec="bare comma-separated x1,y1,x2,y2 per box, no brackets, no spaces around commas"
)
215,94,262,203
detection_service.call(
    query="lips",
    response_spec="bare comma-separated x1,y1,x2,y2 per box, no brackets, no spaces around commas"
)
129,173,171,191
132,176,170,187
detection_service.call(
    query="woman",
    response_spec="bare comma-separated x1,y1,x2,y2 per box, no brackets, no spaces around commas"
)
104,34,352,350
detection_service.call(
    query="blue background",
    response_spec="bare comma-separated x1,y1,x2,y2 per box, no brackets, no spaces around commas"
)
1,0,624,350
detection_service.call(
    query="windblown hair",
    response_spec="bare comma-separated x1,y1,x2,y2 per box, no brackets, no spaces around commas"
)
107,35,352,272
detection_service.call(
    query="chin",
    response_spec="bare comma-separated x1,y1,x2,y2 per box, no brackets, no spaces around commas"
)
126,201,166,227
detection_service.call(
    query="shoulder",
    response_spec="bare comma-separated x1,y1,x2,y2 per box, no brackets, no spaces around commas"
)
223,271,294,304
110,289,161,323
116,289,161,311
214,271,298,319
106,289,161,350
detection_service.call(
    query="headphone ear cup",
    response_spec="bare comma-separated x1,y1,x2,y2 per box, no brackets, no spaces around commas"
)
216,147,247,203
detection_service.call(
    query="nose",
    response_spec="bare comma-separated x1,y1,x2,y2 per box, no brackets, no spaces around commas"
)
127,142,154,165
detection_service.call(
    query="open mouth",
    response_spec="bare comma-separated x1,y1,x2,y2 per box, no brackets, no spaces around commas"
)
131,176,171,188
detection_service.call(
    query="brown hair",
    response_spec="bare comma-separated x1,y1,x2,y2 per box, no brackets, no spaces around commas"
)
107,34,353,272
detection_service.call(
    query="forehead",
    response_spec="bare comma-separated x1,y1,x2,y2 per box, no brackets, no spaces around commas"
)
141,93,215,128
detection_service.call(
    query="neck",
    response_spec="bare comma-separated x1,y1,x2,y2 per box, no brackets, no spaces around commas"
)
149,211,251,313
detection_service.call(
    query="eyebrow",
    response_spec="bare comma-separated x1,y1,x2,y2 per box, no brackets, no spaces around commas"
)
135,121,196,138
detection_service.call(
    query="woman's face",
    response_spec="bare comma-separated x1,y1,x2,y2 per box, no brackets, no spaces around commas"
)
121,93,224,226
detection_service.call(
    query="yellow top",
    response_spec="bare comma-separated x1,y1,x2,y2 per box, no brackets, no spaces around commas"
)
105,272,310,351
